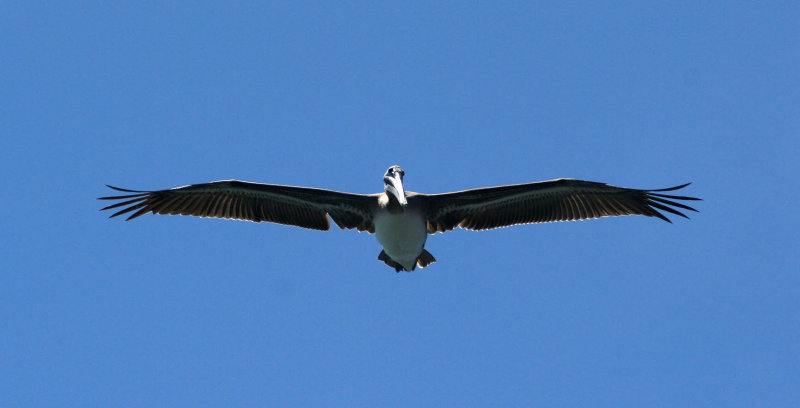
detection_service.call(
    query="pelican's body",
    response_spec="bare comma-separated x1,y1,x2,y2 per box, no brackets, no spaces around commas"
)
374,205,428,271
100,165,700,272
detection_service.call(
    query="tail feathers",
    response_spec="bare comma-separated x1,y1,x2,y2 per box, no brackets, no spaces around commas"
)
378,249,437,272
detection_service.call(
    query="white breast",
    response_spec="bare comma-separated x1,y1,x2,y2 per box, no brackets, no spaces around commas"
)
373,209,427,270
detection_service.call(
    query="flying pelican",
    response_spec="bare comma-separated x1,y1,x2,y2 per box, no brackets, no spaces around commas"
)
99,166,700,272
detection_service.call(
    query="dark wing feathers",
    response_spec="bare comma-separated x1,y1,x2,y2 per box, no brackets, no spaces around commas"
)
99,180,375,232
424,179,699,233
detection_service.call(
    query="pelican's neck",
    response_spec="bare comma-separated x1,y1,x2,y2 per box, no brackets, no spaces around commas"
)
379,193,406,214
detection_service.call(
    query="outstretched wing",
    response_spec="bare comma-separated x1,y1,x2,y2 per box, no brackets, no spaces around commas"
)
424,179,700,233
99,180,376,232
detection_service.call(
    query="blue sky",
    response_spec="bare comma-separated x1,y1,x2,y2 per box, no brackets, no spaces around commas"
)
1,2,798,407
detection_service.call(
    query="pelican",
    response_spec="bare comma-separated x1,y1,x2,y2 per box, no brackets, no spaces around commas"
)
99,166,700,272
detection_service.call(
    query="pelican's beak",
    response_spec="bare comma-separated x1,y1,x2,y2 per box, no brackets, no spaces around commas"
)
384,173,408,206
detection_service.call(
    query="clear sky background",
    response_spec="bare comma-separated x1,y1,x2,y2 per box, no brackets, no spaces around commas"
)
1,2,798,407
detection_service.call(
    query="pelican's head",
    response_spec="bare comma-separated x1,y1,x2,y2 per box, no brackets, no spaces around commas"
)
383,165,407,206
